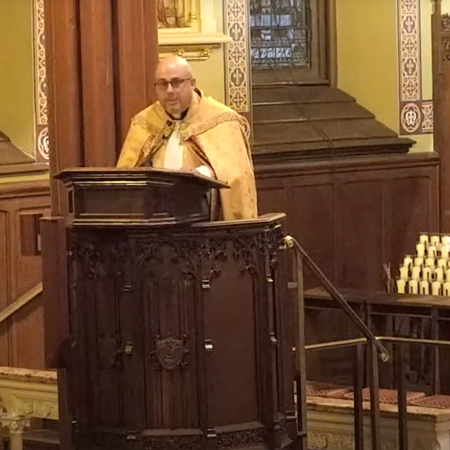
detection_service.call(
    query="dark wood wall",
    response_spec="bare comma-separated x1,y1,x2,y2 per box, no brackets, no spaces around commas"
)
256,152,440,291
0,181,50,368
44,0,159,215
434,10,450,232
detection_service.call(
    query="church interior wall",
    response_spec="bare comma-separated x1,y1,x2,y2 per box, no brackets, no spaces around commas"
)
412,0,434,153
337,0,433,154
442,0,450,16
0,0,442,161
187,48,226,103
0,0,35,156
190,0,226,102
337,0,399,136
158,0,227,104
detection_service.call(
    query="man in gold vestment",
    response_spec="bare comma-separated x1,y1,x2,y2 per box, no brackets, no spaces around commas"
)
117,56,257,221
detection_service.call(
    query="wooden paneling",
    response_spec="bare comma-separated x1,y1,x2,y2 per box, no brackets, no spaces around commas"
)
44,0,158,215
435,11,450,231
0,210,9,366
64,216,295,449
386,176,436,271
256,152,440,291
290,182,335,285
0,181,51,369
44,0,82,215
205,258,258,426
257,187,285,218
41,217,69,368
12,297,45,368
336,180,383,289
79,0,117,167
115,0,159,148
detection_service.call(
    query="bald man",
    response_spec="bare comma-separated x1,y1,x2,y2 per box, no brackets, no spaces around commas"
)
117,57,257,221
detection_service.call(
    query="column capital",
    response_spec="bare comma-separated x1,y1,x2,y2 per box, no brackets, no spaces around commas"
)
0,415,30,434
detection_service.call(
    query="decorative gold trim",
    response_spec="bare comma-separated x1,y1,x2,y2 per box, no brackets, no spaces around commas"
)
224,0,250,113
34,0,49,161
0,415,31,434
421,100,434,133
398,0,421,102
159,45,219,61
158,30,231,46
0,373,58,422
308,431,353,450
157,4,231,62
397,0,433,135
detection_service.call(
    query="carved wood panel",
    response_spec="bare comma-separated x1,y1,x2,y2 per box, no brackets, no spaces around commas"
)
66,218,295,449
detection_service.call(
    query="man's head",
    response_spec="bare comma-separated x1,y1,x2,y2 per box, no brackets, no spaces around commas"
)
154,56,196,118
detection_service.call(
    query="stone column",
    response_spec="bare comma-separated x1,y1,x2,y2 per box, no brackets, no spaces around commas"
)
1,416,30,450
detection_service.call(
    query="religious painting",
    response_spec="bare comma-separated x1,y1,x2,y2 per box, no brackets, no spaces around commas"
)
158,0,187,28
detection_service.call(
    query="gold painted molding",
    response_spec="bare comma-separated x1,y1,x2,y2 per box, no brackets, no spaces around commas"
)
158,29,231,61
158,0,231,60
159,44,221,61
224,0,250,113
33,0,49,161
0,368,58,421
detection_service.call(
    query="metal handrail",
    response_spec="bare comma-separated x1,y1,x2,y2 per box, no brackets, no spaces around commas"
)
284,235,389,361
303,334,450,450
306,335,450,352
0,282,43,325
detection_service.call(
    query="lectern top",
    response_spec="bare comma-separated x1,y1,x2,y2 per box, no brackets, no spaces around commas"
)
54,167,229,226
55,167,229,189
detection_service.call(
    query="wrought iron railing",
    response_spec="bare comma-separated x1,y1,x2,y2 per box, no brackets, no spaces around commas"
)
305,336,450,450
284,235,450,450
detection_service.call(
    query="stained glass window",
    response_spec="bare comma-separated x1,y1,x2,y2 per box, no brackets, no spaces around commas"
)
250,0,311,70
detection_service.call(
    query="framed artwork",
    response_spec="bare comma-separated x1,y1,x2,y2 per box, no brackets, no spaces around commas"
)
158,0,188,28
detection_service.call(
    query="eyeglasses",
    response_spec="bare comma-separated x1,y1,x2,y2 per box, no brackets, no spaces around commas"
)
154,77,192,90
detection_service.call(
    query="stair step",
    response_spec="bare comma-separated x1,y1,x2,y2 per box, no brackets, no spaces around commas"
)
253,102,374,123
252,137,413,160
408,395,450,409
253,118,397,146
252,85,354,104
251,84,413,158
345,388,426,404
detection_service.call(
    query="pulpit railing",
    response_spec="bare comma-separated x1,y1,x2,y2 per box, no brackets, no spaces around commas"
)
283,235,389,450
305,336,450,450
284,235,450,450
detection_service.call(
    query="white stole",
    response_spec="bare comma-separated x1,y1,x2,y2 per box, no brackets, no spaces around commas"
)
164,122,183,169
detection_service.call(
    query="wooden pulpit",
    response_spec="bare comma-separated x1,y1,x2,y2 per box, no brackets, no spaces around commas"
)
42,168,297,450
